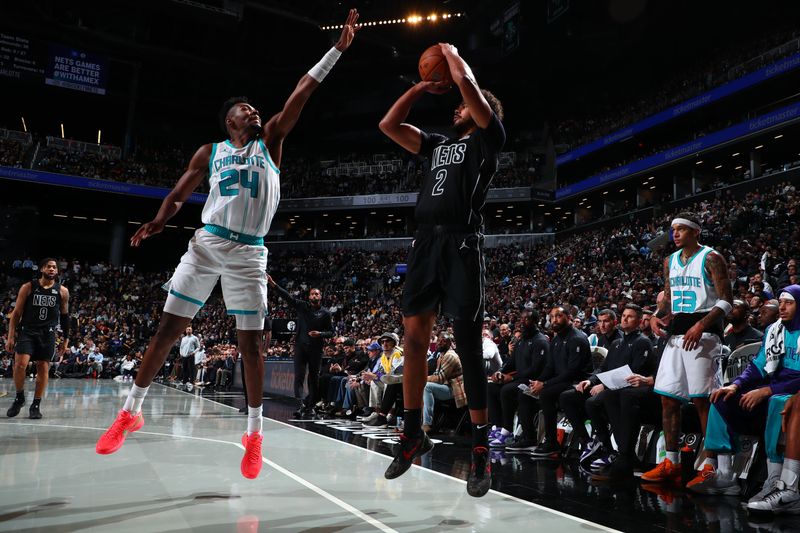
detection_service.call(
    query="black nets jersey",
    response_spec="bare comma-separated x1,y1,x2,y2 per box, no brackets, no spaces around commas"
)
21,280,62,330
414,112,506,226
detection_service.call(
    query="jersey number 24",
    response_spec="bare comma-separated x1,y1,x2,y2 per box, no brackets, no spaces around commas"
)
219,169,259,198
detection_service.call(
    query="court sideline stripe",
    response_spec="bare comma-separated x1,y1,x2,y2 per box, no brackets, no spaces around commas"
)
161,383,622,533
7,420,398,533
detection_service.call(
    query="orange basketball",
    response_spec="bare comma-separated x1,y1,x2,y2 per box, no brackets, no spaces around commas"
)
418,45,452,83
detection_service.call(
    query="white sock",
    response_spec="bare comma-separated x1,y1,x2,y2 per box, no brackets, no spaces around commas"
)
767,460,783,480
717,454,733,476
122,384,149,414
666,450,679,464
782,458,800,491
247,406,262,436
500,428,511,437
702,456,718,469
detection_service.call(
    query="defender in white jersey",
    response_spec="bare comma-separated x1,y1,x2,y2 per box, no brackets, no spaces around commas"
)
95,10,361,481
643,212,733,484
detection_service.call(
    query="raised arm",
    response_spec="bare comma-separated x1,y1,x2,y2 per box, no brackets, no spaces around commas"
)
130,143,212,247
378,81,449,154
439,43,492,128
263,9,359,165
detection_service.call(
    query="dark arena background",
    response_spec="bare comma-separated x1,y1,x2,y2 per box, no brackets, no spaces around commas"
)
2,1,800,531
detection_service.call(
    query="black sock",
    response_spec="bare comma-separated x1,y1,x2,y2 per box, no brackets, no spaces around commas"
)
32,398,41,408
472,423,490,449
16,391,24,401
403,409,422,438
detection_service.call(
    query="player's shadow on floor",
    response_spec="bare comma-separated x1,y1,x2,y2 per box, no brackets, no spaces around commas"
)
0,492,240,531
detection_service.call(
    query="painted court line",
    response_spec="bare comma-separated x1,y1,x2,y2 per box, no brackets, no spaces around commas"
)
162,383,622,533
6,420,398,533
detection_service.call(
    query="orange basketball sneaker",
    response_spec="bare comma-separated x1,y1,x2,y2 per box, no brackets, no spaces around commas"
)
641,458,682,483
95,409,145,454
241,432,264,479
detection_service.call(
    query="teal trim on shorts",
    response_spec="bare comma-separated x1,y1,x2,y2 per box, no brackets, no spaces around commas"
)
227,309,258,315
654,388,690,402
203,224,264,246
689,393,710,398
169,289,205,307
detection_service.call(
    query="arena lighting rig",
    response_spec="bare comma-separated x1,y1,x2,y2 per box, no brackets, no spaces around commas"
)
320,12,463,30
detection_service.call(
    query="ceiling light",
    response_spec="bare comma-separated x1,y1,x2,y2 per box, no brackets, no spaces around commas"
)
714,165,722,169
53,214,68,218
774,134,783,139
648,176,655,180
735,165,743,170
649,185,656,189
755,145,764,149
695,160,703,165
619,188,625,192
732,152,740,157
602,191,609,195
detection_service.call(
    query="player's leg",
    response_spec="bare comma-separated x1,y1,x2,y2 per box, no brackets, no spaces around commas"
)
449,231,493,496
97,234,220,455
748,394,799,514
220,243,268,478
29,356,50,419
643,335,686,483
7,352,31,417
384,233,439,480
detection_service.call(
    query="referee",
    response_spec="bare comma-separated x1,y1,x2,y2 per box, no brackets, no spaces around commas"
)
268,276,333,417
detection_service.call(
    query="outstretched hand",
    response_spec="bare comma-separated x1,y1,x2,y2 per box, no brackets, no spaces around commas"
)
130,220,165,247
335,8,360,51
417,80,452,94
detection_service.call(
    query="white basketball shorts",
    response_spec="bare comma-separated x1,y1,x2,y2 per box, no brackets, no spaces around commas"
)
162,228,267,330
654,332,722,401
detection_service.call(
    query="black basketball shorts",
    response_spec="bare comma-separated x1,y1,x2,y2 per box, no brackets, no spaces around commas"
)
401,227,485,321
15,327,57,362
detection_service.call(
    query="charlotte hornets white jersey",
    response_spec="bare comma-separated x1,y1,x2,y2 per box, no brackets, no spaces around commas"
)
202,138,280,237
669,245,720,313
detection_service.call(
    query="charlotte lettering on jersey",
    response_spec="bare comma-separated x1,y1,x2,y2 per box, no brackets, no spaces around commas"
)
32,294,58,307
670,275,703,288
430,143,467,170
212,154,266,173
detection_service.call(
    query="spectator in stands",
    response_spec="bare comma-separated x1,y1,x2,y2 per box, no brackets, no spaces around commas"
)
689,285,800,497
481,330,503,376
724,299,763,351
487,310,548,448
561,304,654,469
348,341,383,416
529,306,592,458
759,299,780,330
120,354,137,381
640,308,657,344
421,333,463,433
588,309,622,348
496,323,512,360
595,297,665,482
362,332,402,423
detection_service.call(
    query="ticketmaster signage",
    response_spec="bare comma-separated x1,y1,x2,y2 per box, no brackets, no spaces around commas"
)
557,51,800,165
555,101,800,199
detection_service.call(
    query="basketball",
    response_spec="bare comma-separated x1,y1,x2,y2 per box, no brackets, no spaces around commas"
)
418,45,452,83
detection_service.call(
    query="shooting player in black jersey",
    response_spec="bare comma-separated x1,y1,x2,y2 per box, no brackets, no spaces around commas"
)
378,43,506,497
5,258,70,419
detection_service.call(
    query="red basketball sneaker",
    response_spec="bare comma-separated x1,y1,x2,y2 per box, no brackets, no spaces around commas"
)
241,432,264,479
96,410,145,455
